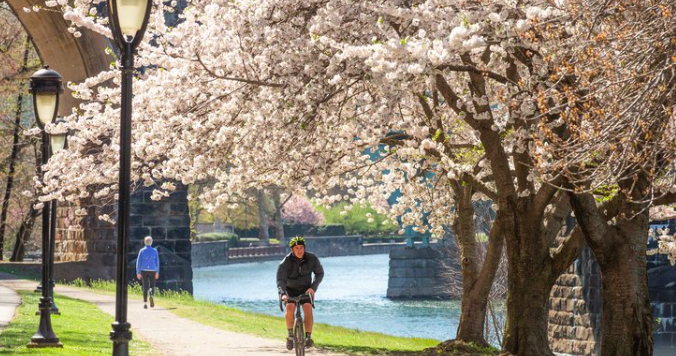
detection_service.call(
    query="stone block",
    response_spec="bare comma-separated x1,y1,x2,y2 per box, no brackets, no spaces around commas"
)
571,286,583,298
574,314,591,327
174,240,191,254
131,203,168,216
142,216,170,227
170,203,189,215
168,215,191,227
156,240,176,251
564,299,575,312
167,227,191,240
169,190,188,202
130,214,143,226
151,227,167,240
389,268,412,278
130,227,151,241
575,327,589,340
389,247,442,259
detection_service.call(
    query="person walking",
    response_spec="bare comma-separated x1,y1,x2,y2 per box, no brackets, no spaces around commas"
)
136,236,160,309
277,236,324,349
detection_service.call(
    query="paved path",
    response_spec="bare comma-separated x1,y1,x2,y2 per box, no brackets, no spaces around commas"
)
0,275,344,356
0,286,21,335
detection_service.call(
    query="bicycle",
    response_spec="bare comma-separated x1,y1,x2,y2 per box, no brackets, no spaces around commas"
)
279,293,315,356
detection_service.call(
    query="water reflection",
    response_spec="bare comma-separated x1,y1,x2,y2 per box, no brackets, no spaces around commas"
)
194,254,460,340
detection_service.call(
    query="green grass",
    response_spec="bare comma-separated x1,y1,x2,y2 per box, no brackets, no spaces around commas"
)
0,291,153,356
159,297,438,355
67,279,439,355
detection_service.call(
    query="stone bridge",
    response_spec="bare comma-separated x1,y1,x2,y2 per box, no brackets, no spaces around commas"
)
5,0,193,292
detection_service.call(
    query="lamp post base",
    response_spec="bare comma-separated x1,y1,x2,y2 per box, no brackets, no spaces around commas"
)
27,340,63,348
111,321,132,356
27,298,62,348
50,280,60,315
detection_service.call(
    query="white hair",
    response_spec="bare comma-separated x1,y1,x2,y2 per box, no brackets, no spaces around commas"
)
144,236,153,246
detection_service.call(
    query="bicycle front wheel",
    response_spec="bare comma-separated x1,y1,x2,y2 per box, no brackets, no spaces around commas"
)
294,317,305,356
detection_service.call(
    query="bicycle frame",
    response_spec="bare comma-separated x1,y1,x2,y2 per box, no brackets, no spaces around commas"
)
279,293,315,356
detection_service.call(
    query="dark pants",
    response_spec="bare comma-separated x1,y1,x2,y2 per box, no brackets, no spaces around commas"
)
141,271,156,302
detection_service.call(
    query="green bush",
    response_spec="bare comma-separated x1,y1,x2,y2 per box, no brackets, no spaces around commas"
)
316,203,398,236
194,232,238,246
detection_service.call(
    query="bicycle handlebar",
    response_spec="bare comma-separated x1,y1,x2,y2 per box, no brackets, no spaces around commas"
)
279,293,315,312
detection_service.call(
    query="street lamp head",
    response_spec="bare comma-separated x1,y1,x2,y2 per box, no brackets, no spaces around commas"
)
49,118,68,153
30,66,63,130
107,0,153,49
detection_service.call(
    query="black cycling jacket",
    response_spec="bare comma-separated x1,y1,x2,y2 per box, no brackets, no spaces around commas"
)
276,251,324,295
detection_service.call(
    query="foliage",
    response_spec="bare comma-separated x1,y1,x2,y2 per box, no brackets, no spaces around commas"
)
0,291,152,356
317,203,397,236
194,232,238,243
281,195,324,225
0,5,41,260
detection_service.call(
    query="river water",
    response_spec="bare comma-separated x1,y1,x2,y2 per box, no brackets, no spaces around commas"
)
193,254,460,341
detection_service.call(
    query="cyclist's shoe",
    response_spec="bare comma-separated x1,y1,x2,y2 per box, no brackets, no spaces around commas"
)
305,338,314,348
286,337,294,350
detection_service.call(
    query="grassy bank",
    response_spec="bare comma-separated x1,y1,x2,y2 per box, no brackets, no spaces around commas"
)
160,296,438,355
0,291,153,356
0,270,497,355
68,279,439,355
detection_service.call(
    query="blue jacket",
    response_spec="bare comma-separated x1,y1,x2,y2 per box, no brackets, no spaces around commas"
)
136,246,160,274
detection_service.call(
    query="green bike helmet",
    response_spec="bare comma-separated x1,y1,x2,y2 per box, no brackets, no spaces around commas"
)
289,236,306,247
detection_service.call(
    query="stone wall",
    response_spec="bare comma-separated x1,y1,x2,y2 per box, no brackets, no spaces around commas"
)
387,247,453,299
53,185,193,293
191,241,229,268
127,186,192,292
548,242,676,356
547,247,602,356
300,235,363,257
190,237,431,268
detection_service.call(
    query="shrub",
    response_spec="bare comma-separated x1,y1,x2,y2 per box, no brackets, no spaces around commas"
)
194,232,238,246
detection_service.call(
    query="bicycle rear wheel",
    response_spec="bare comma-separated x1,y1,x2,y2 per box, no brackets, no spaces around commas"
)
294,317,305,356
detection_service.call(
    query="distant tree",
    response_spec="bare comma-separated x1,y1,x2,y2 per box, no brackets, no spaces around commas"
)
282,195,324,226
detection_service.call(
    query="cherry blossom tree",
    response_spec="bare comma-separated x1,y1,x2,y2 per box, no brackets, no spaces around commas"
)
526,1,676,354
30,0,675,354
282,195,324,226
32,0,581,353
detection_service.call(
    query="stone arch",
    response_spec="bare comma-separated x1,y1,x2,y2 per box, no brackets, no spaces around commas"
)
5,0,111,114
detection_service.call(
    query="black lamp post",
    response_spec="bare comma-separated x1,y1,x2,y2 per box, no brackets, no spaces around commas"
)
27,66,63,349
47,118,68,316
105,0,152,355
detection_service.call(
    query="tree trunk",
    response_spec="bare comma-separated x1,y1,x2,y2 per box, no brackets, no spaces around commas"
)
272,188,284,240
453,189,487,344
568,186,653,356
457,286,490,344
257,189,270,244
0,37,31,260
452,183,503,345
499,202,580,356
598,232,653,356
503,276,553,356
10,202,38,262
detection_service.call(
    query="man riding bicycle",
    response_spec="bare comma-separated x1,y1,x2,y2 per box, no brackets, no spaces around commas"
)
277,236,324,350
